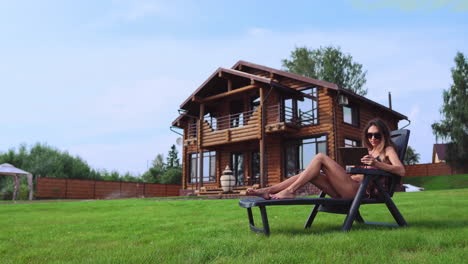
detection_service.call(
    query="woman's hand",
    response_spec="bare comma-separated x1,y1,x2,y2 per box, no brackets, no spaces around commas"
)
361,155,377,166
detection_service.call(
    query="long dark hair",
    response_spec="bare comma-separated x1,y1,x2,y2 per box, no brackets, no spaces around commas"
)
362,118,395,160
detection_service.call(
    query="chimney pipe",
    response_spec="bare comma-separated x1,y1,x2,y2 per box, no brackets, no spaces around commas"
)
388,92,392,110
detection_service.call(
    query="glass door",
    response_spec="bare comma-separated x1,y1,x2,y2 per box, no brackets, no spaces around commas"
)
231,153,244,186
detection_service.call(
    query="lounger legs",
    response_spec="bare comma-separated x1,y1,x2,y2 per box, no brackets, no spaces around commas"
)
342,175,371,231
246,206,270,236
374,180,408,227
304,191,327,229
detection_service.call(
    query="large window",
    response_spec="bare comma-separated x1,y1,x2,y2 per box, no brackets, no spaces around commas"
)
343,104,359,126
283,87,318,126
189,151,216,183
344,138,361,147
297,87,318,125
203,151,216,182
189,153,198,184
231,153,244,186
285,135,327,177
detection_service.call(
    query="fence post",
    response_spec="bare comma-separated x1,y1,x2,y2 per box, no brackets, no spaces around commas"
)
65,178,68,199
93,179,96,199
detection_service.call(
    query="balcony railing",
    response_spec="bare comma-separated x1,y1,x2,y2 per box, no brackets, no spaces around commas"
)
187,104,317,139
267,104,317,126
203,109,257,131
187,123,197,138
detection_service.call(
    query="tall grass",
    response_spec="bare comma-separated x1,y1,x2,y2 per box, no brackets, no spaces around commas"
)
1,189,467,263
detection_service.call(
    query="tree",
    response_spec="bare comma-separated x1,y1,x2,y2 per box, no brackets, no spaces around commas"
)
142,154,165,183
0,143,93,179
404,146,420,165
159,167,182,185
431,52,468,169
166,144,180,169
282,46,368,95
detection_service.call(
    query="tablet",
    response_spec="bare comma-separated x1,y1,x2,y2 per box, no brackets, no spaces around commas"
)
338,147,369,166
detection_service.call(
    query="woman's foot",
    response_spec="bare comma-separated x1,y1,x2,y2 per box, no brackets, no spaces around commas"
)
246,188,271,200
270,188,296,199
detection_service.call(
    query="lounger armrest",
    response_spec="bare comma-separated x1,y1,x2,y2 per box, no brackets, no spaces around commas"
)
346,167,396,177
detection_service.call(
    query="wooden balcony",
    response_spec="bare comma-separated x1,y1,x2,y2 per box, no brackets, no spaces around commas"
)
184,109,261,147
265,105,301,133
202,109,260,147
183,104,318,146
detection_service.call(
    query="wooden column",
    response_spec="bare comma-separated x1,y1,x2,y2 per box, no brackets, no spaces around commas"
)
182,134,187,190
259,87,266,188
198,104,205,188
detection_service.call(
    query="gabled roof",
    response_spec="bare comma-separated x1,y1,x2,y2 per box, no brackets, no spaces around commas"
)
179,67,303,110
233,60,407,120
173,60,408,127
232,60,339,90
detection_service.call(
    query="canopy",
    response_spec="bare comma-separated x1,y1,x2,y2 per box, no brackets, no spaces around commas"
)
0,163,33,200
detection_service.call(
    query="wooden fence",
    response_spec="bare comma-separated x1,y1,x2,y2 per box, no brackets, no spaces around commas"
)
404,163,467,177
36,177,181,199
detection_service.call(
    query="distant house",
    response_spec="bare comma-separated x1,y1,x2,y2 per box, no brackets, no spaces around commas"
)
171,60,407,194
432,144,447,163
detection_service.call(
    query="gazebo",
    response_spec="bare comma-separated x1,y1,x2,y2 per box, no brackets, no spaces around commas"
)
0,163,33,200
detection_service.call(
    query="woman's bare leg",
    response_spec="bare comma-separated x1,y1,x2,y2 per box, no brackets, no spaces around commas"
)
272,153,359,199
310,173,340,198
246,175,300,199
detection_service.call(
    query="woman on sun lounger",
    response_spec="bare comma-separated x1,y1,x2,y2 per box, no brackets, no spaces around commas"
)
246,118,405,200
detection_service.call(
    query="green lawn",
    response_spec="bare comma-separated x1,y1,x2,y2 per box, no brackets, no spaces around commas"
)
1,189,467,264
403,174,468,190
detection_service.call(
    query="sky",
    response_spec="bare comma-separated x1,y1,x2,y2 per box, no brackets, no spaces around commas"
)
1,0,467,175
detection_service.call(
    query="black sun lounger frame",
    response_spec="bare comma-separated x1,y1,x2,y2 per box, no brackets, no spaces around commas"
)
239,129,410,236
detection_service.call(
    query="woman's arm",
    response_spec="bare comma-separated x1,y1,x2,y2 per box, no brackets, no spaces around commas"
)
361,146,405,176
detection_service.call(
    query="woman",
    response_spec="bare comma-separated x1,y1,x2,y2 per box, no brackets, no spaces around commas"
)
247,118,405,200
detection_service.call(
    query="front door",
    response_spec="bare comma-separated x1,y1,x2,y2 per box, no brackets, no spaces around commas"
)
231,152,244,186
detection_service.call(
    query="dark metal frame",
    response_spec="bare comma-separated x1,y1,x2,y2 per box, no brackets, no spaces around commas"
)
239,129,410,236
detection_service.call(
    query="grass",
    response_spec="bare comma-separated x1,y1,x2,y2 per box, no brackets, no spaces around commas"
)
1,189,467,264
403,174,468,190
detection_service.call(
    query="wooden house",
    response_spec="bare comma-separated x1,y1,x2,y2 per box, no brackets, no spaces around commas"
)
172,61,407,195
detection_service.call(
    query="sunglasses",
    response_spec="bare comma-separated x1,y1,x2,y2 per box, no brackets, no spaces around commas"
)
366,133,382,140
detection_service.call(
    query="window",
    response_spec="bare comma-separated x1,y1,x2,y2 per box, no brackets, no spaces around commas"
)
189,151,216,183
285,135,327,177
283,87,318,126
344,138,361,147
203,151,216,182
230,100,244,128
231,153,244,186
204,112,217,130
297,87,318,125
250,97,260,112
189,153,198,183
343,104,359,126
250,151,260,185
